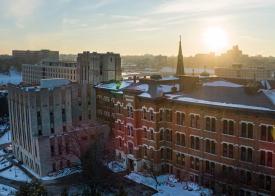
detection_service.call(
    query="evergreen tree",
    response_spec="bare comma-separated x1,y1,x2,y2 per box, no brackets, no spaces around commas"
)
16,181,47,196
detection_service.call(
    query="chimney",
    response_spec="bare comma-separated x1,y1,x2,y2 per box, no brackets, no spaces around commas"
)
179,75,199,91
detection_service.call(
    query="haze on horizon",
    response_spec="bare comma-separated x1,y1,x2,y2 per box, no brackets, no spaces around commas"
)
1,0,275,56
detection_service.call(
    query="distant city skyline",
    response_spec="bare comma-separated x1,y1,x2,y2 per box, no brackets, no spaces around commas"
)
1,0,275,56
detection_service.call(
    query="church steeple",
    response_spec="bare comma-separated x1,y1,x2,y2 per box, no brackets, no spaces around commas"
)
176,35,185,76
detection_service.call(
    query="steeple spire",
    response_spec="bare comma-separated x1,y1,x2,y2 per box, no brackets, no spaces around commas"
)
176,35,185,76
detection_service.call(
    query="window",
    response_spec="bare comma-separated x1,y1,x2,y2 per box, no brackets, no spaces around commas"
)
52,163,56,172
165,110,172,122
160,129,164,140
143,108,147,120
222,143,234,158
258,175,271,191
160,110,164,121
143,128,147,138
62,108,66,122
67,160,71,167
240,147,253,162
176,133,185,146
176,153,185,166
117,104,122,114
160,148,164,159
127,106,134,118
223,120,234,135
260,151,273,167
240,170,252,185
176,112,185,125
190,136,200,150
149,110,154,121
144,146,147,157
195,158,200,170
58,140,62,155
150,129,154,140
127,126,134,137
166,148,172,160
205,161,215,175
190,114,199,128
165,129,172,142
205,139,216,154
176,133,180,145
190,156,195,169
38,129,42,136
128,142,134,154
240,122,253,139
205,117,216,132
260,125,273,142
37,111,42,126
65,142,69,154
50,144,55,156
119,138,122,148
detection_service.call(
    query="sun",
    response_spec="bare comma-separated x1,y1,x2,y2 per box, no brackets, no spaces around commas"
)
203,27,229,53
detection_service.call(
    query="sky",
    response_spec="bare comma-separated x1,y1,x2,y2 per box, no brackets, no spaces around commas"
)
1,0,275,56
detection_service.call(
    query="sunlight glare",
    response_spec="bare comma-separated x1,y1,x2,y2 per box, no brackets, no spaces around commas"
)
203,27,229,53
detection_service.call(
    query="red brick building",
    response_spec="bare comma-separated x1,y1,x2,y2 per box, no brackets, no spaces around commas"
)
95,76,275,196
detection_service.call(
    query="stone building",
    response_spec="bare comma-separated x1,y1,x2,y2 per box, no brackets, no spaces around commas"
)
95,75,275,196
12,50,59,64
215,64,275,81
77,51,122,85
22,61,78,84
8,79,109,177
94,40,275,195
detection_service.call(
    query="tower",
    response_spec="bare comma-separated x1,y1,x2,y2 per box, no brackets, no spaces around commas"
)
176,36,185,76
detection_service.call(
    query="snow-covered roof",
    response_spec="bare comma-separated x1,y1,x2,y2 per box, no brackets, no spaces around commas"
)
170,96,275,112
0,70,22,85
139,92,152,98
203,80,243,88
261,80,272,90
160,76,179,81
135,84,149,91
96,80,133,91
263,90,275,105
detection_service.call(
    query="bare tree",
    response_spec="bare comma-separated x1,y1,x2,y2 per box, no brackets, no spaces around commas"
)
143,162,160,190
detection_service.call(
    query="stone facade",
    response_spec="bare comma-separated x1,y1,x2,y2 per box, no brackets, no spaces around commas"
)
77,51,122,85
95,77,275,196
22,61,77,84
8,79,109,177
215,64,275,81
12,50,59,64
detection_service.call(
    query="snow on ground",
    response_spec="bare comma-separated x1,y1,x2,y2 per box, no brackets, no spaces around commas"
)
0,131,11,145
203,80,243,88
126,172,212,196
0,124,9,133
0,166,31,182
0,157,11,170
42,167,81,180
0,184,17,195
22,164,81,181
107,161,126,173
0,70,22,85
0,149,6,156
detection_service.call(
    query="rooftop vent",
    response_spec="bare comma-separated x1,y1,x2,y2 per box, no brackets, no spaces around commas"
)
150,75,162,80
